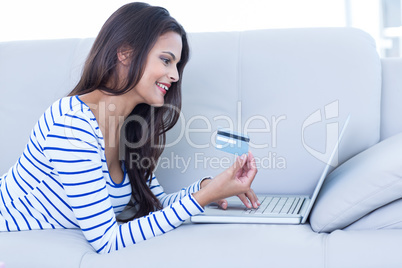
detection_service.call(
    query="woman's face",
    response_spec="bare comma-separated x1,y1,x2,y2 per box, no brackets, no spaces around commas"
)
130,31,182,107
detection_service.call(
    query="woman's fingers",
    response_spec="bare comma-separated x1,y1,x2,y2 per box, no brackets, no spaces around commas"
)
247,189,260,208
246,151,258,178
237,189,260,209
232,154,247,175
237,193,251,208
233,153,257,191
217,199,228,210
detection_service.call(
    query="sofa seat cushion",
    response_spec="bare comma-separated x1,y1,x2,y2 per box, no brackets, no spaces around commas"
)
0,228,94,268
0,223,325,268
326,229,402,268
81,223,325,268
310,133,402,233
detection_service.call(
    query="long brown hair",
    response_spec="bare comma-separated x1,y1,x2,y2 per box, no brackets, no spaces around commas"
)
69,2,190,220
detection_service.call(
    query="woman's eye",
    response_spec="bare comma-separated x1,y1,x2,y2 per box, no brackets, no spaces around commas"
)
161,57,170,65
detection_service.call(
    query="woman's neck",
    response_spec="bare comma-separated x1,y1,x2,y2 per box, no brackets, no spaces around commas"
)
79,89,138,184
79,89,135,147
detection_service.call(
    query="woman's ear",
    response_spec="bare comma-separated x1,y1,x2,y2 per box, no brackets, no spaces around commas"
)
117,45,133,66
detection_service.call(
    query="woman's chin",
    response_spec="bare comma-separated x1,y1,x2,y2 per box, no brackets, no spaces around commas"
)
150,100,165,108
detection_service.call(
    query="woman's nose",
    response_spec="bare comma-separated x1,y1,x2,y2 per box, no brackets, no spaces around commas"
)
169,66,179,82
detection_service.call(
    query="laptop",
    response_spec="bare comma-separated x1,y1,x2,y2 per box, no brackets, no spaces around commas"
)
190,116,350,224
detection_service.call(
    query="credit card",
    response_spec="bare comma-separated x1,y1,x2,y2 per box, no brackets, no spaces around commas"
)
215,128,250,155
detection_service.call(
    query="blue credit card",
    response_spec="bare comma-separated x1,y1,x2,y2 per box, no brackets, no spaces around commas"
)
215,129,250,155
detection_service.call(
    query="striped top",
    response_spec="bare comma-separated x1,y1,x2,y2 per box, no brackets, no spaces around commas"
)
0,96,205,254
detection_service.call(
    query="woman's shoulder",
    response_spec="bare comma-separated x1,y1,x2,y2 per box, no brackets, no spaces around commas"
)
43,95,101,138
44,96,97,126
48,96,93,119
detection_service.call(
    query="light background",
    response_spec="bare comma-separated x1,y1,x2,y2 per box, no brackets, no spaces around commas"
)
0,0,396,57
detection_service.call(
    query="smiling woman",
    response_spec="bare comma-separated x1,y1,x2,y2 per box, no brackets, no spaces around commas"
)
0,2,259,254
127,31,182,107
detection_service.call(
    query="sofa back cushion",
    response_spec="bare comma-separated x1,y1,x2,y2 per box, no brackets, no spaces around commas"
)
0,38,93,173
157,28,382,194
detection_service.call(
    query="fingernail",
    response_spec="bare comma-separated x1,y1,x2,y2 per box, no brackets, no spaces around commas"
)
241,154,247,160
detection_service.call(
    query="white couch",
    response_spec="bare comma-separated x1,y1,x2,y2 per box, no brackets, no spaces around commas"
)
1,27,402,268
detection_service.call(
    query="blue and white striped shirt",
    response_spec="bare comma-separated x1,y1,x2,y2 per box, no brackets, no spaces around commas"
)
0,96,204,253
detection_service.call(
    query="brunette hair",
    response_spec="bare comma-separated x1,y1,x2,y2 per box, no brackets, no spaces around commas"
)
69,2,190,220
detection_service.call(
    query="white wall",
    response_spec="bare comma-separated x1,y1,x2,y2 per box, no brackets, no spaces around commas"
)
0,0,346,41
0,0,387,56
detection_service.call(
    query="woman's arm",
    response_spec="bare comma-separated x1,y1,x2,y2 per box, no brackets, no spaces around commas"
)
149,175,211,208
192,153,258,208
150,154,259,210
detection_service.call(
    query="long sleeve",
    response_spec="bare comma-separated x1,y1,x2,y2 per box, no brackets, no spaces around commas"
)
0,96,205,253
42,99,204,253
149,175,211,208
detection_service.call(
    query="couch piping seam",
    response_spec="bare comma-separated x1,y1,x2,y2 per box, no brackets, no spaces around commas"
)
236,31,243,132
323,234,329,268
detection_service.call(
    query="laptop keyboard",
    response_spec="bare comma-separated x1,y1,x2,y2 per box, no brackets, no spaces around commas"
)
244,196,304,215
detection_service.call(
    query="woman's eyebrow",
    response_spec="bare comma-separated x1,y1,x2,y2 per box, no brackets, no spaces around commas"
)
162,51,176,61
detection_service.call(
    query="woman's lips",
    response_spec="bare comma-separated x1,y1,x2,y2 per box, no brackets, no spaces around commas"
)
156,82,170,94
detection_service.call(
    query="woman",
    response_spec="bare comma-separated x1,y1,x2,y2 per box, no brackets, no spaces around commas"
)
0,2,259,253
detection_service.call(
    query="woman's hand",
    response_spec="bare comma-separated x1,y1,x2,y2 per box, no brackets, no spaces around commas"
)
194,152,259,209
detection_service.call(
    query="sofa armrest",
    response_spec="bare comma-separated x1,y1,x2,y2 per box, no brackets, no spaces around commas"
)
380,58,402,140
